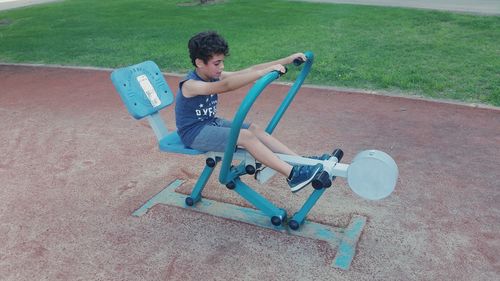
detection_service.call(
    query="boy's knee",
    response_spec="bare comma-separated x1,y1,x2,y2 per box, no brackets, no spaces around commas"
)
238,129,258,146
249,123,263,133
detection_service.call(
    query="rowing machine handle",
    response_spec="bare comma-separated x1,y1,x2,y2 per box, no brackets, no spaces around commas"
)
293,57,305,66
274,66,288,77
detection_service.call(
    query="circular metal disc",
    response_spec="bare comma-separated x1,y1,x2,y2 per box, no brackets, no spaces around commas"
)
347,150,398,200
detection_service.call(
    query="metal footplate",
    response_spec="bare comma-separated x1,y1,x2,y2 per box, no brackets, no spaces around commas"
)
257,149,399,201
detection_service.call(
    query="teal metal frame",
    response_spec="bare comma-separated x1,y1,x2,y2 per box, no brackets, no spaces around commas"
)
214,51,337,227
114,51,342,228
111,51,367,270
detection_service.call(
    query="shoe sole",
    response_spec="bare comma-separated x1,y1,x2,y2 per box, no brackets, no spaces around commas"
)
290,165,322,193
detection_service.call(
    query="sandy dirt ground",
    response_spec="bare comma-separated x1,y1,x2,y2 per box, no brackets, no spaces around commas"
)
0,64,499,280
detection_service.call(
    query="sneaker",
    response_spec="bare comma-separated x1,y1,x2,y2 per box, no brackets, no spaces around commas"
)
305,154,330,161
287,163,323,193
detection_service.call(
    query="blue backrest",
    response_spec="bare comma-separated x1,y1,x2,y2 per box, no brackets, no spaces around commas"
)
110,61,205,155
110,61,174,119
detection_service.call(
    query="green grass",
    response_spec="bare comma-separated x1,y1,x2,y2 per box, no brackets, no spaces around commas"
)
0,0,499,106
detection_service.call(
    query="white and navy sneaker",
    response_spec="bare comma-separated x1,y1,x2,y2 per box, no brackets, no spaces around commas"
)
287,163,323,193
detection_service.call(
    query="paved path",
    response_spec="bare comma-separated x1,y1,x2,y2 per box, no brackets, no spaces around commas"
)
0,64,498,280
297,0,500,15
0,0,60,11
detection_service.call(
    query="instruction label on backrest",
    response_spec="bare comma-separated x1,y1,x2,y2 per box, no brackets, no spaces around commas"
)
137,74,161,107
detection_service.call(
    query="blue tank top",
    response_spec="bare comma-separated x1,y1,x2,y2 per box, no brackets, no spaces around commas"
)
175,71,218,147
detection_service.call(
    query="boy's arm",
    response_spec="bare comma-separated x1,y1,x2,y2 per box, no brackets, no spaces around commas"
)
182,64,286,98
221,52,307,79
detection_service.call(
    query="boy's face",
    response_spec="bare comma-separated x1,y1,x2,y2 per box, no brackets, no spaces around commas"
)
196,53,225,80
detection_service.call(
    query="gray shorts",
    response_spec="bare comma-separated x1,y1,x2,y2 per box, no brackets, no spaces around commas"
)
190,118,251,152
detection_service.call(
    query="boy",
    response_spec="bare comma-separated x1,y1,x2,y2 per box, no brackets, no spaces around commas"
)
175,31,324,193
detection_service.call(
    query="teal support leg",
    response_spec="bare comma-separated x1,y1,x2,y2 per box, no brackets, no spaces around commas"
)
185,163,216,206
288,188,326,230
232,178,287,225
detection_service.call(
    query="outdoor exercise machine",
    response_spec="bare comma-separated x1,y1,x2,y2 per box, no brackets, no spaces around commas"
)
110,51,398,231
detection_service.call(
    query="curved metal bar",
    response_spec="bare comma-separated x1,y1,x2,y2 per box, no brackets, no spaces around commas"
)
219,71,280,184
265,51,314,134
219,51,314,184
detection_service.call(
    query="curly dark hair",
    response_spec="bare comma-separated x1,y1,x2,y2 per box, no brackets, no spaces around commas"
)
188,31,229,67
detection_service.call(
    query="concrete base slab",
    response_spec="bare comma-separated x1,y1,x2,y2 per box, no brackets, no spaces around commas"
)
133,179,366,270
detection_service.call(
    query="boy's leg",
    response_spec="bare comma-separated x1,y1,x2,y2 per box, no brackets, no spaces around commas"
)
211,118,297,156
239,129,323,193
190,121,292,177
248,124,299,156
248,123,329,160
191,122,321,192
237,129,293,177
